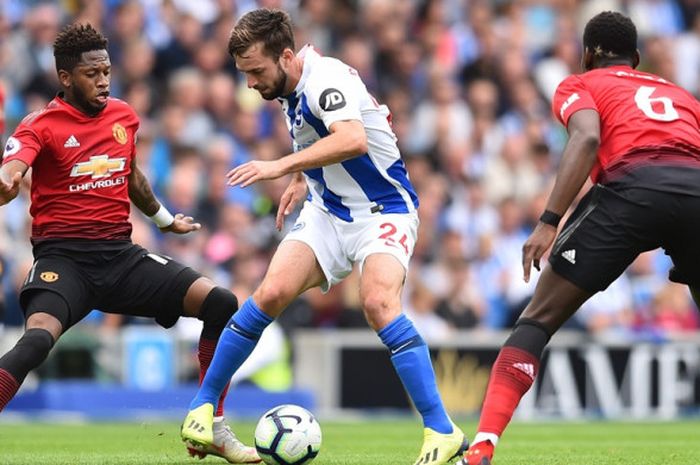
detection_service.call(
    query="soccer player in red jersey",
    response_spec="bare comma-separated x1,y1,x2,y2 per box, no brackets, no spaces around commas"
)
0,24,260,464
463,11,700,465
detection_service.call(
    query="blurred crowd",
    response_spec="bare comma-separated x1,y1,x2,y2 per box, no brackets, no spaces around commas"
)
1,0,699,344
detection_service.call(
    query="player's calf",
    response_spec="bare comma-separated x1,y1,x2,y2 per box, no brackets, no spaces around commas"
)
198,286,239,340
0,328,55,411
475,319,549,437
196,287,240,418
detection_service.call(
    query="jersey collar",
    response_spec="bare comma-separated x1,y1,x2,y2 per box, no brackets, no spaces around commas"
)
280,44,318,102
54,92,108,119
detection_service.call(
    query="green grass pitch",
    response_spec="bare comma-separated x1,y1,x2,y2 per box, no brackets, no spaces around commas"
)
1,419,699,464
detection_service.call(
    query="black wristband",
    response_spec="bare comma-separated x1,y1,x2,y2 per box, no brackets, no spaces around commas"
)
539,210,561,227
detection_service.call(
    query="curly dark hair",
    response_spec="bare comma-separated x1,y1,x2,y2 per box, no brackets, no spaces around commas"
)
583,11,637,60
53,23,108,72
228,8,295,60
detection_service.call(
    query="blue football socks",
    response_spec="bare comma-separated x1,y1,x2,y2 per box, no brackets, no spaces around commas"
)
378,314,453,434
190,297,273,410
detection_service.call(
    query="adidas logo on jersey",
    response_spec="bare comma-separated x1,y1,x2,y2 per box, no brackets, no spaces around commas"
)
561,249,576,264
512,362,535,381
64,135,80,148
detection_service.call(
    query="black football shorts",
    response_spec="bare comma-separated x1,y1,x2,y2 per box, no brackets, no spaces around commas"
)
20,240,201,330
549,184,700,292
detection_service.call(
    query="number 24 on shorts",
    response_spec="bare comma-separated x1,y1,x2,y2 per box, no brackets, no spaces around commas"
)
378,222,409,255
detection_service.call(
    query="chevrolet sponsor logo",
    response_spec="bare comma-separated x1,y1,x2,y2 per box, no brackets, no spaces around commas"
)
69,176,126,192
70,155,126,179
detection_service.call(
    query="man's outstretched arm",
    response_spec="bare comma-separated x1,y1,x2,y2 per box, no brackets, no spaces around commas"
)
226,119,368,187
127,160,200,234
127,162,160,216
0,159,29,206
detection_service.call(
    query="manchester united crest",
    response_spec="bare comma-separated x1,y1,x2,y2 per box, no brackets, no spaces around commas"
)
40,271,59,282
112,123,128,145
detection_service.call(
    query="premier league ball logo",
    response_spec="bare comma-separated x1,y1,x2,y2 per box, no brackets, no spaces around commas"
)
3,137,20,158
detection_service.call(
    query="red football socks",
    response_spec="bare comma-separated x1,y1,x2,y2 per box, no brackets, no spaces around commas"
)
0,368,20,412
477,346,540,435
198,339,231,417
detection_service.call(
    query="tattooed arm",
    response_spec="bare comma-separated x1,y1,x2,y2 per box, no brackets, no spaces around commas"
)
127,162,160,216
128,159,200,234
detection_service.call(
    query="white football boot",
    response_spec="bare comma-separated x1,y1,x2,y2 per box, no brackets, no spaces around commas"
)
186,416,261,464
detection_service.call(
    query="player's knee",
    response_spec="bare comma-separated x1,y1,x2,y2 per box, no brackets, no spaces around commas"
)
254,281,295,314
361,293,396,329
25,313,63,338
0,328,55,381
504,318,552,359
520,297,565,331
199,287,238,339
24,290,69,333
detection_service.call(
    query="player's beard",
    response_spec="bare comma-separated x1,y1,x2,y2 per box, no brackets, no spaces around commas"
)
259,65,288,101
73,87,107,116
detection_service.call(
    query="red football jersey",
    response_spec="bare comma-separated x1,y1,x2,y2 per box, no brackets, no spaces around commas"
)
552,65,700,183
2,95,138,241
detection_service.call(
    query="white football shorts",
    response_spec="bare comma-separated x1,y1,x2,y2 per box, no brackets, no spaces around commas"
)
282,201,419,292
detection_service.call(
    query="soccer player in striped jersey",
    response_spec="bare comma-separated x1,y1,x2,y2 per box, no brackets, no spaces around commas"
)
181,8,467,465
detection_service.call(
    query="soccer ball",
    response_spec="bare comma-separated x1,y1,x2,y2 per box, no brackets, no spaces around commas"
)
254,404,322,465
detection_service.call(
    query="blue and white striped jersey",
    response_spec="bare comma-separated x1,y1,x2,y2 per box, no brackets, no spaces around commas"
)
279,45,419,222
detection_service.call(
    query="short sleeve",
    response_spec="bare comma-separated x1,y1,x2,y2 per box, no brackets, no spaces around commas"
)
111,98,140,160
305,65,363,130
2,122,42,166
552,75,598,127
